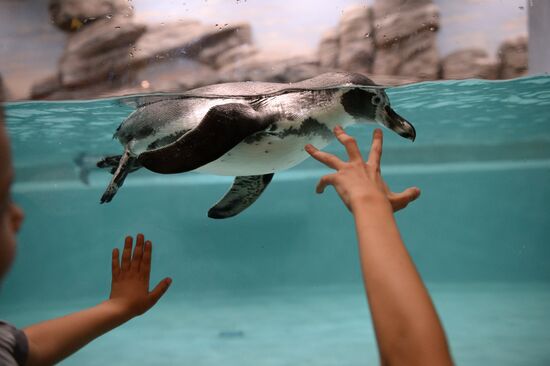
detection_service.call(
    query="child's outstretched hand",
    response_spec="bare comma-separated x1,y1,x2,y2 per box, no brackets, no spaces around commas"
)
305,126,420,213
109,234,172,319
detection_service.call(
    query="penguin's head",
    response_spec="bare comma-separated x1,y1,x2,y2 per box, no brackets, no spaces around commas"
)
341,88,416,141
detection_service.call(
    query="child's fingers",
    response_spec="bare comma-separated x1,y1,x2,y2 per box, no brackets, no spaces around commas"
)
131,233,144,271
334,126,364,162
391,187,421,211
141,241,152,280
305,144,344,170
112,248,120,279
316,174,337,194
148,278,172,307
367,129,383,171
121,236,133,271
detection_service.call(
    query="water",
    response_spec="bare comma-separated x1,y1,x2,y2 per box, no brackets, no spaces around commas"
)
2,76,550,365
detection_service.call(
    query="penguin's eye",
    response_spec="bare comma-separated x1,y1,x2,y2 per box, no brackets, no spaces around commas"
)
372,96,382,105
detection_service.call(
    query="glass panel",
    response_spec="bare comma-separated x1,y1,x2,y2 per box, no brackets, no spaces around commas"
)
1,1,549,365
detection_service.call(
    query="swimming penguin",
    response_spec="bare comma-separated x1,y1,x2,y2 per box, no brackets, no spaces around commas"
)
98,72,415,219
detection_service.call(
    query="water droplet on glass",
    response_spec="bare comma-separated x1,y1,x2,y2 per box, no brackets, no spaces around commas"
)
429,26,435,31
364,32,370,38
106,14,113,19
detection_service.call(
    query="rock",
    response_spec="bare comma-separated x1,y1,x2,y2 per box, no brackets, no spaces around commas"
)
31,77,134,100
441,49,498,80
373,0,434,19
132,22,251,67
215,44,259,69
318,28,339,68
49,0,133,32
195,24,253,68
129,21,205,62
497,36,528,79
30,74,64,99
135,58,219,92
373,3,439,46
65,16,146,58
58,20,251,88
59,17,146,87
373,30,439,79
372,0,440,79
315,0,441,78
220,52,322,83
337,5,373,73
60,39,137,88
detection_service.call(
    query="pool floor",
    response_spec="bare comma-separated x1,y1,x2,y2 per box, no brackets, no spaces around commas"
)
2,282,549,365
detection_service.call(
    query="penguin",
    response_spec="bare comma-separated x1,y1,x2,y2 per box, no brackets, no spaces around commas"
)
98,72,416,219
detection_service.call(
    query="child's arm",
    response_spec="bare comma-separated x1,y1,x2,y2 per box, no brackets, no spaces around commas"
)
306,127,453,366
23,234,172,366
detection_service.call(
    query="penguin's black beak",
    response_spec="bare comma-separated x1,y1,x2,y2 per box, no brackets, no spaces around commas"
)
381,106,416,142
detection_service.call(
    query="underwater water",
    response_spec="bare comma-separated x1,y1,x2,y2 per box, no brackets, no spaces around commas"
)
2,75,550,365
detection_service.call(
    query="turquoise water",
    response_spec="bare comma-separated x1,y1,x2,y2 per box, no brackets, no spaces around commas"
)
2,76,550,365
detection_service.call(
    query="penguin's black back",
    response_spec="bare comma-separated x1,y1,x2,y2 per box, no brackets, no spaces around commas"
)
184,72,379,98
119,72,380,109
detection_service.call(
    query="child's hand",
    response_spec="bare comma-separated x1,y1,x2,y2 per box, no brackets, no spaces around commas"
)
109,234,172,319
305,126,420,213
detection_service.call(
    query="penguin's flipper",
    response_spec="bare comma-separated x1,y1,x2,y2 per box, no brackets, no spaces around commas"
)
208,174,274,219
138,103,275,174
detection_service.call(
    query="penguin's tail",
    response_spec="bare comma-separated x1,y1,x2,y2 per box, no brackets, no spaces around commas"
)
74,152,92,185
100,149,137,204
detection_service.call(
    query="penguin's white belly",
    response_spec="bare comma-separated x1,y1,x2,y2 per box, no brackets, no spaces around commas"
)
196,132,332,176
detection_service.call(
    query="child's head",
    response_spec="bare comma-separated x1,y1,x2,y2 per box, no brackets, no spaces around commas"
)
0,75,25,279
